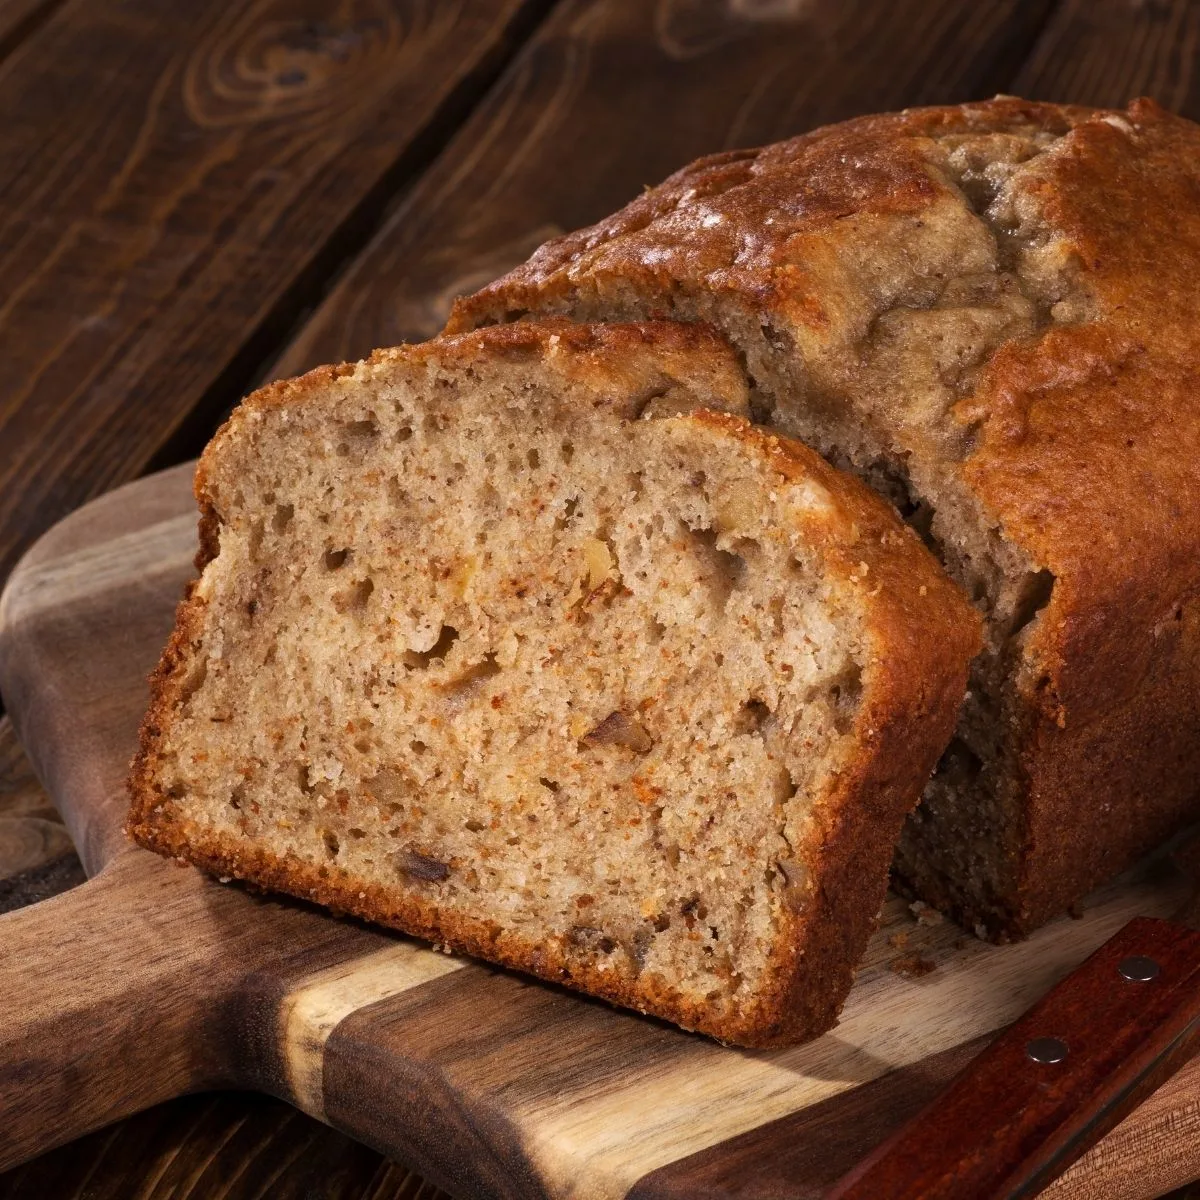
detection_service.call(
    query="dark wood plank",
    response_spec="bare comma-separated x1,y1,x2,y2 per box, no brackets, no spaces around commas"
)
1013,0,1200,114
0,0,64,63
0,1092,448,1200
0,0,551,589
272,0,1059,375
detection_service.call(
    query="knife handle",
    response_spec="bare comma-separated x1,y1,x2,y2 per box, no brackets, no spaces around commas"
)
826,916,1200,1200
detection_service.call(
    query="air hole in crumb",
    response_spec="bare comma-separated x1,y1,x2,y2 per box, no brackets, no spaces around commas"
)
177,657,208,703
348,828,366,839
229,786,244,811
629,386,670,420
342,417,379,440
555,496,580,530
333,577,374,612
404,625,459,669
465,818,485,832
527,448,540,469
443,653,501,704
396,425,413,443
272,503,294,533
539,777,561,793
248,518,265,557
829,664,863,735
561,441,575,463
410,739,428,755
1008,568,1055,637
761,321,791,354
322,830,340,858
774,767,799,803
690,528,746,605
734,698,772,735
324,547,350,571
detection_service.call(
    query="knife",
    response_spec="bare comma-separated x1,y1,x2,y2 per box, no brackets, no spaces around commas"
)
827,842,1200,1200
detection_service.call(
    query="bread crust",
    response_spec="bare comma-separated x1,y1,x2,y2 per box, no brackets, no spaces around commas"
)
447,98,1200,937
128,322,978,1046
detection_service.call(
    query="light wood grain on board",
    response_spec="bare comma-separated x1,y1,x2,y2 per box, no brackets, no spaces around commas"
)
4,466,1200,1198
281,942,465,1118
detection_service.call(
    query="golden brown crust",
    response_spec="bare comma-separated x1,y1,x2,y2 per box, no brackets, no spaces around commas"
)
448,97,1200,935
683,415,979,1040
129,330,978,1047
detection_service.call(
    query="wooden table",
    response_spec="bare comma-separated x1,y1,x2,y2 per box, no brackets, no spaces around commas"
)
2,0,1200,1195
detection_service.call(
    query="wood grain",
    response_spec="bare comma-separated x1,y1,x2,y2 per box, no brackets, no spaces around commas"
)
0,0,550,590
0,0,63,64
3,467,1200,1198
8,0,1200,1194
271,0,1059,374
0,1091,447,1200
1013,0,1200,113
0,717,84,913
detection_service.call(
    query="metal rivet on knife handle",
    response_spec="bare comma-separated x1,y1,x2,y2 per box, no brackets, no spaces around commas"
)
1118,955,1161,982
1026,1036,1069,1064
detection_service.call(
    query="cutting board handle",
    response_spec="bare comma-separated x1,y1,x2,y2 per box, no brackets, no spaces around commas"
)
0,848,230,1170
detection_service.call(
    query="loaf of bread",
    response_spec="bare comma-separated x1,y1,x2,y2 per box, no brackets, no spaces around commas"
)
128,320,978,1046
448,97,1200,940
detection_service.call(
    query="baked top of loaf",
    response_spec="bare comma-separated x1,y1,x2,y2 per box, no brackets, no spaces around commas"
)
450,96,1200,659
447,98,1200,936
128,320,978,1046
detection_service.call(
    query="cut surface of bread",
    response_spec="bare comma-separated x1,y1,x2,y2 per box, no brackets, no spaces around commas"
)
129,321,978,1046
448,98,1200,939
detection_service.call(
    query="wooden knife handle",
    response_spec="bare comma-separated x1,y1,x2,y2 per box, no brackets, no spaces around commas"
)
0,849,229,1170
827,916,1200,1200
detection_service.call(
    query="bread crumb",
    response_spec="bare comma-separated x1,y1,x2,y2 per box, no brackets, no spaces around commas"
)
887,931,909,949
909,899,944,926
890,953,936,979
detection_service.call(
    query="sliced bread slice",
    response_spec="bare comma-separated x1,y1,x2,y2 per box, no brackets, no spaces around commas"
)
128,320,979,1046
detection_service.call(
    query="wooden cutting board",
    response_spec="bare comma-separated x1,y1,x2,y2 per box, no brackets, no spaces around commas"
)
3,464,1200,1200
